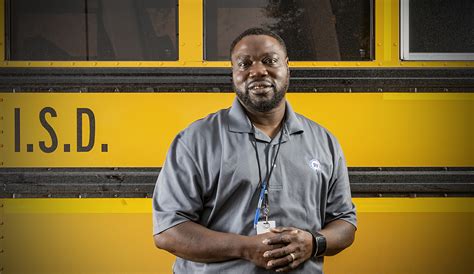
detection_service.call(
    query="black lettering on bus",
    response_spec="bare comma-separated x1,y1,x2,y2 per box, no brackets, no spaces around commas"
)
39,107,58,153
77,108,95,152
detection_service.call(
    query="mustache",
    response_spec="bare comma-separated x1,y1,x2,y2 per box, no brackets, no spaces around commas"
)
246,80,275,90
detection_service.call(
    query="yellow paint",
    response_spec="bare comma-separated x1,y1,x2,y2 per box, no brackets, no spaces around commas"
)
374,0,384,62
325,211,473,274
3,198,473,214
0,198,473,273
383,93,474,101
179,0,203,63
2,60,472,68
1,0,473,68
376,0,400,66
354,198,474,213
384,0,400,62
0,93,472,167
383,0,392,62
3,198,152,214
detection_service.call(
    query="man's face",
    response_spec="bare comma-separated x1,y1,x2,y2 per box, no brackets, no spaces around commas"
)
231,35,289,113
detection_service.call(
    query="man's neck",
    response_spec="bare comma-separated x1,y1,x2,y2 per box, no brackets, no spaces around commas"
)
244,100,286,139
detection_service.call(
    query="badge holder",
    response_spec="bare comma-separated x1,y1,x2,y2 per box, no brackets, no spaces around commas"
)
256,220,276,234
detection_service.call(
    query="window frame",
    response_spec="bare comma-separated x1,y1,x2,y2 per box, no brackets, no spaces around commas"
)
4,0,180,62
400,0,474,61
203,0,375,62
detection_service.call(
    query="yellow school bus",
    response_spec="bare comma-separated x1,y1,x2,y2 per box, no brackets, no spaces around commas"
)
0,0,472,273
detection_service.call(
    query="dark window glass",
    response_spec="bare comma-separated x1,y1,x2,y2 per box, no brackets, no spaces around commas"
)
8,0,178,61
205,0,373,61
409,0,473,53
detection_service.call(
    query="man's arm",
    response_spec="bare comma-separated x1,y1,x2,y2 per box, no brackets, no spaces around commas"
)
319,219,356,256
154,220,281,268
153,136,284,269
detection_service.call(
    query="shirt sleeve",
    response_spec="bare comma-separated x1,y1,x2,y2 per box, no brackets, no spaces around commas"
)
152,134,204,235
324,139,357,229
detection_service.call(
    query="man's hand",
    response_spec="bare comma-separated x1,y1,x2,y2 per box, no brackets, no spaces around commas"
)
242,232,284,269
261,227,313,272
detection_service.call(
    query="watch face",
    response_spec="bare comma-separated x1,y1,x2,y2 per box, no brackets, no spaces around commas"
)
316,236,326,244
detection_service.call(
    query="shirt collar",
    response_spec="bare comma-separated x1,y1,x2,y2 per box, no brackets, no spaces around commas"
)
227,97,304,135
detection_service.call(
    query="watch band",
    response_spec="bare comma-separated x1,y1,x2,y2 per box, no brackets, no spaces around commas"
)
310,231,327,258
314,232,327,257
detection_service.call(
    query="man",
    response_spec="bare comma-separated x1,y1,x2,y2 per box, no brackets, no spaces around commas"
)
152,28,356,273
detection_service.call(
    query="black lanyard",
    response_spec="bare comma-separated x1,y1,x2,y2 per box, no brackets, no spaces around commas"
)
253,124,285,190
252,117,285,226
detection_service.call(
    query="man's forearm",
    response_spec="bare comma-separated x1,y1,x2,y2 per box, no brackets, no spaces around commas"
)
319,219,356,256
154,221,249,263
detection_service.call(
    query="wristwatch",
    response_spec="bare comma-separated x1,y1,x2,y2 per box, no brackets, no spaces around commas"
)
311,231,327,257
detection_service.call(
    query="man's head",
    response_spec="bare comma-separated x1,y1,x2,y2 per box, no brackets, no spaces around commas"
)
230,28,289,113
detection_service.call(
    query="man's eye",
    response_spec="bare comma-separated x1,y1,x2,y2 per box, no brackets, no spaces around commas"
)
238,61,250,68
264,58,278,65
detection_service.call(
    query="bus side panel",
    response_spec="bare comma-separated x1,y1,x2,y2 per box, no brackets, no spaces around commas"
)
1,198,472,274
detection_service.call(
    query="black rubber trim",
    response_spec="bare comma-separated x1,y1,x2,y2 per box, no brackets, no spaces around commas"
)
0,67,473,92
0,167,472,198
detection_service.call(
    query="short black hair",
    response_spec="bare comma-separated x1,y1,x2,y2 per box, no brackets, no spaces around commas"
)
229,27,287,58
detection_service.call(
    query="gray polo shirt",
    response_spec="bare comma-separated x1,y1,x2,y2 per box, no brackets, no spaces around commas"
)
153,98,357,274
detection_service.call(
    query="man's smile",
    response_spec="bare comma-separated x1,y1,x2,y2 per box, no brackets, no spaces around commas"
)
247,81,274,95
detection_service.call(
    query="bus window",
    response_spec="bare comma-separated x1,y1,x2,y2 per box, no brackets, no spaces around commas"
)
401,0,474,60
204,0,373,61
8,0,178,61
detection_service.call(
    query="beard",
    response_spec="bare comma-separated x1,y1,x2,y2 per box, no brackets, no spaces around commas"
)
233,79,288,113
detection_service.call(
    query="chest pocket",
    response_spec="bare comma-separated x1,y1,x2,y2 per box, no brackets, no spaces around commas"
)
276,153,326,197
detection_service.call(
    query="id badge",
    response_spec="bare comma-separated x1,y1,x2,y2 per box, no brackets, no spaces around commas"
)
256,220,276,235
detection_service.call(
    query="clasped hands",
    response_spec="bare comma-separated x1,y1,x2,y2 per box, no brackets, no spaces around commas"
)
249,226,313,272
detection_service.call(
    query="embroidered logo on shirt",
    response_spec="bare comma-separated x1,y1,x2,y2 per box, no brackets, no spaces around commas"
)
309,159,321,172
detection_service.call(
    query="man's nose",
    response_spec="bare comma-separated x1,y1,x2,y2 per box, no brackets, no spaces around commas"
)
249,62,268,78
